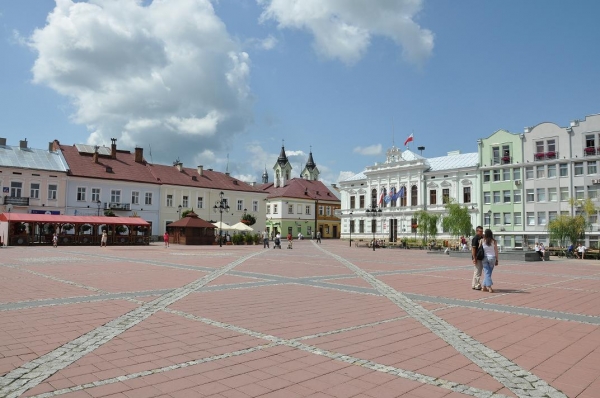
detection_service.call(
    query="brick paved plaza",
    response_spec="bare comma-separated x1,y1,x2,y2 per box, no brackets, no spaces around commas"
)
0,241,599,398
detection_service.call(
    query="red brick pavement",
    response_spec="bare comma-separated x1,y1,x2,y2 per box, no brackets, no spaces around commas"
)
0,241,598,397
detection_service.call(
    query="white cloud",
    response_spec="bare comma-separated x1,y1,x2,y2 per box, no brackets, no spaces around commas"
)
258,0,434,65
260,34,278,50
353,144,382,156
337,171,356,182
28,0,253,164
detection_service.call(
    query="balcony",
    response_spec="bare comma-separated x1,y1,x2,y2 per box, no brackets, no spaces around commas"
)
4,196,30,206
533,151,559,161
104,202,131,211
584,147,597,156
501,156,512,164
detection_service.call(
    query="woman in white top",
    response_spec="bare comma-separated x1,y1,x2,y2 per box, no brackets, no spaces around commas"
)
480,229,499,293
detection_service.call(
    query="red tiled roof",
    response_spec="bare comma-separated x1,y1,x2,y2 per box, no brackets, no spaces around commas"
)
147,164,266,193
0,213,150,226
166,213,215,228
259,179,340,202
59,144,158,184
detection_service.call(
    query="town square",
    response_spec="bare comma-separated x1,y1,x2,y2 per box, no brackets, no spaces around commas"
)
1,241,599,397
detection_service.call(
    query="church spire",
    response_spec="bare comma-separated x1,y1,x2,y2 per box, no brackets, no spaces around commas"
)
277,140,288,166
273,140,292,187
301,146,320,181
305,146,316,170
262,164,269,183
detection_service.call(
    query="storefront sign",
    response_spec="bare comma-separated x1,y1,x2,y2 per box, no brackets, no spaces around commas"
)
30,210,61,215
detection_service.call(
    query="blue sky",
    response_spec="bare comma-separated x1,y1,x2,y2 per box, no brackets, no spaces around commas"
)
1,0,599,184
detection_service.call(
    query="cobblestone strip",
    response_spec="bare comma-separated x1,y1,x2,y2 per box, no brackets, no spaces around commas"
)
0,250,264,398
317,245,567,398
6,266,110,293
29,343,280,398
161,308,507,398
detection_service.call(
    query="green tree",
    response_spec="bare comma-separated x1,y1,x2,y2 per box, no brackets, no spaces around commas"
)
415,210,439,243
548,215,586,247
441,200,473,238
181,209,192,218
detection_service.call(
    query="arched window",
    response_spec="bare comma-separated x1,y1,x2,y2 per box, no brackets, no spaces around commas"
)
411,185,418,206
400,186,407,207
371,189,378,208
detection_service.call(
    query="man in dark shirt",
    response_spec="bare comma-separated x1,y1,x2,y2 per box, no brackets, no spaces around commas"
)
471,226,484,290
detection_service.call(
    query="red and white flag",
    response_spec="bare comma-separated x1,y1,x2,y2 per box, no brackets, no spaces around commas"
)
404,133,414,146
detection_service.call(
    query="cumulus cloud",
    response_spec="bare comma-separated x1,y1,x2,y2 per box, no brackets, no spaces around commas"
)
258,0,434,65
337,171,356,182
353,144,382,156
28,0,253,164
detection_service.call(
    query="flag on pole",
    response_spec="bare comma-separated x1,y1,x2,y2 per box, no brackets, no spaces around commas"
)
404,133,414,146
378,191,384,206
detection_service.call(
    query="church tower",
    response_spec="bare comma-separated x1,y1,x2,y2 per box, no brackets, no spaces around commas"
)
301,149,320,181
273,144,292,187
261,165,269,183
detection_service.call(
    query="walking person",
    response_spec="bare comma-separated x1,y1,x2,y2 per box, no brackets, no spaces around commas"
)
163,231,169,248
262,229,269,248
316,231,321,244
100,231,107,247
480,229,499,293
471,226,484,290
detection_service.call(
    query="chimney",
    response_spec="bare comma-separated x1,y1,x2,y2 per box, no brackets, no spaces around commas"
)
0,138,6,146
176,162,183,172
225,172,230,176
331,183,337,189
48,142,54,152
93,145,99,164
110,138,117,159
197,165,203,176
134,147,143,163
19,139,28,149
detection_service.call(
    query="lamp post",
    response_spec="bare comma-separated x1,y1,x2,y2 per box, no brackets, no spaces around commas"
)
487,209,492,230
366,206,382,251
178,204,183,219
96,200,102,216
348,211,353,247
213,191,230,247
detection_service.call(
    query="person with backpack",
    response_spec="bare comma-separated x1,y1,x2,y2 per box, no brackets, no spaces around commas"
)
471,226,484,290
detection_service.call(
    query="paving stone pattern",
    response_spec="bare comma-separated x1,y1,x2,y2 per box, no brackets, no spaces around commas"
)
0,241,598,397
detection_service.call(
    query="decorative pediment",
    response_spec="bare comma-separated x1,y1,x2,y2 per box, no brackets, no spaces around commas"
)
440,181,452,188
461,179,472,186
427,182,438,188
357,188,367,194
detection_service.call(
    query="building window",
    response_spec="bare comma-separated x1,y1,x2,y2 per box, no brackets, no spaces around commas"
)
492,146,500,165
197,197,203,209
411,186,418,206
297,204,302,214
575,186,585,200
513,168,521,180
305,205,311,215
350,220,355,233
548,188,557,202
359,220,364,233
536,188,546,202
503,212,511,225
493,213,500,225
166,194,173,207
560,187,569,201
586,134,595,149
513,190,521,203
483,191,490,204
91,188,100,202
111,190,121,203
526,189,534,202
547,139,556,152
503,190,511,203
288,204,293,214
371,219,376,233
536,166,545,179
547,164,557,178
527,212,535,226
549,211,558,222
493,170,500,182
574,162,584,176
525,167,534,179
179,195,187,207
537,211,546,226
237,199,243,211
503,168,510,181
429,190,437,205
307,226,312,236
253,200,258,212
11,181,22,197
273,204,278,214
359,195,365,208
318,206,324,215
463,187,471,203
266,204,270,214
493,191,500,204
483,171,490,182
350,196,355,209
484,213,491,227
145,192,153,205
514,212,522,225
326,206,331,216
48,184,57,200
514,235,523,248
30,183,40,199
559,163,568,177
535,141,544,154
442,189,450,203
131,191,139,205
371,189,377,208
588,161,597,175
588,186,598,200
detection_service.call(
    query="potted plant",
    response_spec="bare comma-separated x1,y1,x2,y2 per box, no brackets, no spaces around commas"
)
63,224,74,232
241,213,256,226
80,224,91,233
116,225,127,234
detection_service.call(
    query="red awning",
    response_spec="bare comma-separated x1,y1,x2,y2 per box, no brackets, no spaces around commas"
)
0,213,150,226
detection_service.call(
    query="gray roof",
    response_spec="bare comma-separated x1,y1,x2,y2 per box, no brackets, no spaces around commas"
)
401,150,425,161
0,145,69,172
341,171,367,182
426,152,478,172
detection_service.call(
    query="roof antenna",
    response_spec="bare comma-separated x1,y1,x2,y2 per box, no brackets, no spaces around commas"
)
148,144,154,164
226,153,229,174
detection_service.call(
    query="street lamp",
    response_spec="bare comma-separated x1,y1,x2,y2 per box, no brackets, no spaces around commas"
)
348,211,353,247
96,200,102,216
178,204,183,219
366,206,382,251
487,209,492,230
213,191,230,247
